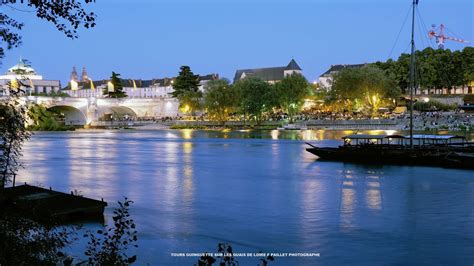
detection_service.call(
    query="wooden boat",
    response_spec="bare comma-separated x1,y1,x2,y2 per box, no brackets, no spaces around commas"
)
0,184,107,224
306,134,474,169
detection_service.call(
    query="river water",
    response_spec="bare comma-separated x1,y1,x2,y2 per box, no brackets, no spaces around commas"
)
17,130,474,265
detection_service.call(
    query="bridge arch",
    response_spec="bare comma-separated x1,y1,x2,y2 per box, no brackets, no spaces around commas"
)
96,106,138,121
48,105,87,126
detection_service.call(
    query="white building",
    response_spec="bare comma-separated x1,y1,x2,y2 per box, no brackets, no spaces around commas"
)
0,59,61,96
62,74,219,99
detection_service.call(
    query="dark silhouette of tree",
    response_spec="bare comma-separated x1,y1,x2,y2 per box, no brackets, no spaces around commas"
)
103,72,127,98
171,66,202,114
85,198,138,265
0,82,31,189
171,66,200,98
195,243,275,266
0,213,75,265
0,0,96,62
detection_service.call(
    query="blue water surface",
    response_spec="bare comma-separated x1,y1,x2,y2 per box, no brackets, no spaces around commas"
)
18,130,474,265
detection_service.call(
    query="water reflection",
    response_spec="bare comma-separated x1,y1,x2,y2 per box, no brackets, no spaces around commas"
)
365,171,382,211
337,168,384,231
15,130,474,265
21,140,50,186
339,169,357,231
270,130,279,140
182,140,194,205
181,129,193,139
366,189,382,210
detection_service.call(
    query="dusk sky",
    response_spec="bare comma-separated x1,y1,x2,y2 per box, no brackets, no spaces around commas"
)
1,0,472,84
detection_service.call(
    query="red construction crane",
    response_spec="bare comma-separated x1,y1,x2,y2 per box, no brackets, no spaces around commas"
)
428,24,469,49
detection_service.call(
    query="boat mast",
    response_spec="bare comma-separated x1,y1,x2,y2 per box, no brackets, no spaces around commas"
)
409,0,417,149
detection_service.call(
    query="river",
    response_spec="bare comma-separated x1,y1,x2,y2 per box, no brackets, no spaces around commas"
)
17,129,474,265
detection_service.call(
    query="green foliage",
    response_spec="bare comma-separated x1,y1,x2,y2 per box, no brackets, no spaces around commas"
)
0,214,74,265
171,66,203,114
178,90,203,115
413,99,457,111
275,74,310,122
30,91,70,98
28,104,75,131
204,79,238,123
233,77,275,125
329,66,399,116
1,1,96,61
104,72,127,98
171,66,200,98
375,47,474,93
85,198,138,265
461,47,474,83
0,82,31,188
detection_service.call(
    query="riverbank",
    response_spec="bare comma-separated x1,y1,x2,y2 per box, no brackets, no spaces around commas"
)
134,115,473,132
29,112,473,132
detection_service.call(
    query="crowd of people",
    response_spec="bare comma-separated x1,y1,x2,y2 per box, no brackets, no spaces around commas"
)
98,109,473,131
402,111,473,131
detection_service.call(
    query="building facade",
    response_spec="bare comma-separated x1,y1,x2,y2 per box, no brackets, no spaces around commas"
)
233,59,303,84
0,59,61,96
62,70,219,99
318,64,367,90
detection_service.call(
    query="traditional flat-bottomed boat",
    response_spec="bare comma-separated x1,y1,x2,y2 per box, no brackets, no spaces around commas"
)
306,134,474,169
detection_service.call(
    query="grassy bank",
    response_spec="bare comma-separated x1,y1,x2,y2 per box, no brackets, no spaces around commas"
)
28,104,76,131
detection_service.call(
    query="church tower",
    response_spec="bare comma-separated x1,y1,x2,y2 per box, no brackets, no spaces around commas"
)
81,67,89,82
70,66,78,82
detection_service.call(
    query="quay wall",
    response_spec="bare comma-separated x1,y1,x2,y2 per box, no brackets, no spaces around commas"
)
167,119,401,130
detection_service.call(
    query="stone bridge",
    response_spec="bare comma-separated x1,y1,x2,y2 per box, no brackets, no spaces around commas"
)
25,96,180,126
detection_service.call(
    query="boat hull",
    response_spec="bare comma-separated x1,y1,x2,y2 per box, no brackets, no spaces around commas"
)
306,146,474,169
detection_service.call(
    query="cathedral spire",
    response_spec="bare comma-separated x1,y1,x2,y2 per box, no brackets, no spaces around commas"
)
81,66,89,82
70,66,78,82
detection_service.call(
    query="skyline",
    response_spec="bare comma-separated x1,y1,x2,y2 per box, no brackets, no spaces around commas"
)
1,0,472,84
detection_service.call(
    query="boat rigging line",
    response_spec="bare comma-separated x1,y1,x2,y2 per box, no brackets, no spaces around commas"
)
387,3,413,60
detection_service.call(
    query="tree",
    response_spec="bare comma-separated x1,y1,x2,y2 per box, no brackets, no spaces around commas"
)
171,66,200,98
0,1,96,61
28,104,74,131
176,91,201,115
329,66,399,116
103,72,127,98
233,77,274,125
0,214,74,265
203,79,237,124
85,198,138,265
376,47,474,94
171,66,202,115
0,82,31,189
274,74,310,123
195,243,275,266
461,47,474,86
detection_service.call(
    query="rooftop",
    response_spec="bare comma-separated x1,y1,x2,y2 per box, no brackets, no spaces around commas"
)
234,59,302,83
7,59,37,75
321,63,367,77
63,74,219,90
